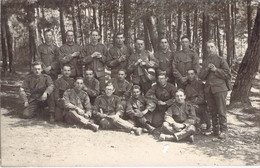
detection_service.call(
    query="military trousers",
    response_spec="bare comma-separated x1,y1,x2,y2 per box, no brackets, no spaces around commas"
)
64,109,94,126
98,116,134,131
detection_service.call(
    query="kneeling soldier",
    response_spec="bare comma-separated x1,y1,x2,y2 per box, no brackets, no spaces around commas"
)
20,61,55,122
93,83,142,135
159,89,198,143
126,85,156,133
63,77,99,132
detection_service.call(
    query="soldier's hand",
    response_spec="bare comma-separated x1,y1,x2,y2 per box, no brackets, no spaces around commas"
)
24,101,29,107
96,53,102,58
84,111,92,118
140,62,146,66
41,92,48,101
77,108,85,115
210,64,217,72
135,112,144,118
175,123,186,130
158,100,166,105
71,51,80,57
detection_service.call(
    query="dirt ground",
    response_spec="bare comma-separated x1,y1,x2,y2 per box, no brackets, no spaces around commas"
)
1,73,260,166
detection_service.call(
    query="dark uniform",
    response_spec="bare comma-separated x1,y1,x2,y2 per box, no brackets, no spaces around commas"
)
82,43,108,79
128,50,159,94
154,49,174,84
53,76,75,121
83,77,100,105
145,83,177,128
36,43,60,80
199,54,231,135
172,49,200,89
126,95,156,132
20,74,54,119
58,43,84,78
109,78,132,100
106,45,132,78
161,102,197,141
185,79,211,129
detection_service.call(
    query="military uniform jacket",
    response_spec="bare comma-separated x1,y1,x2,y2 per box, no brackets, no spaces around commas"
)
58,43,84,77
145,83,177,106
154,49,173,78
53,76,75,102
108,78,132,99
106,45,132,76
20,74,54,103
172,49,200,80
199,54,231,94
93,95,124,117
63,88,92,112
37,43,60,72
82,43,108,78
83,78,100,98
128,50,159,83
165,102,197,125
126,95,156,117
185,79,205,105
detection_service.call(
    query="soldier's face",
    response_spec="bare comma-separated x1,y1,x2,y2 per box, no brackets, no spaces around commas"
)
181,38,190,49
91,31,99,42
62,66,71,77
44,31,53,43
187,70,196,81
105,85,115,96
118,71,126,80
207,42,217,55
66,32,74,43
160,39,168,50
75,79,84,90
33,65,43,76
158,75,167,86
176,91,186,104
136,40,145,51
116,35,125,45
85,70,94,79
132,88,141,98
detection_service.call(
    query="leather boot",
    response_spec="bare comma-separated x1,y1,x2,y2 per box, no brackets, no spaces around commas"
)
86,123,99,132
159,134,176,141
144,123,155,133
174,125,196,141
49,112,55,123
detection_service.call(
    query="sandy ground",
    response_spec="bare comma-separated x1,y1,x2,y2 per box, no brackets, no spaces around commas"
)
1,74,260,166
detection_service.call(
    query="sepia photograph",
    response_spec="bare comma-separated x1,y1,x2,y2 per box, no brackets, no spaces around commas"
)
1,0,260,166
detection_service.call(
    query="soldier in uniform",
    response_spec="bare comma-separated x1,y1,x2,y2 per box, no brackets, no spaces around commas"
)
93,83,143,136
199,40,231,139
81,30,108,80
172,36,200,89
128,38,159,94
36,29,60,80
159,89,197,143
185,69,211,131
53,65,75,122
19,61,55,122
154,38,175,84
145,71,177,128
99,69,112,95
106,32,133,78
58,30,84,78
63,77,99,132
83,68,100,105
126,85,156,133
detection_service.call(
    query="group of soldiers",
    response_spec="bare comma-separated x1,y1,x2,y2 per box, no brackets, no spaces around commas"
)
19,29,231,143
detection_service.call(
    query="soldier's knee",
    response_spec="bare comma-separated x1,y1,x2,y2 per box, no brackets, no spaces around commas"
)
22,110,34,119
99,118,113,129
162,122,171,128
186,124,196,133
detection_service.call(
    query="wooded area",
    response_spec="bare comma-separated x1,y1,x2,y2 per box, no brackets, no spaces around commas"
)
1,0,260,107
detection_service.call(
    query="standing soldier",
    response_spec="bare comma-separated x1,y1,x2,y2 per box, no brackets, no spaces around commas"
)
19,61,55,122
58,30,84,78
83,69,100,105
145,71,177,128
93,83,143,136
154,38,175,84
126,85,156,133
199,40,231,139
128,38,159,94
36,29,60,80
81,30,108,80
63,77,99,132
53,65,75,122
106,32,133,78
172,36,200,89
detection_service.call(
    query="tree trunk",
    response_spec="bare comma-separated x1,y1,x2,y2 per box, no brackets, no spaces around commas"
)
59,4,66,44
193,9,199,55
1,3,8,74
98,1,103,42
143,16,151,51
202,12,210,61
176,9,182,51
247,0,252,43
92,0,98,30
216,19,222,56
231,0,236,61
230,5,260,107
186,12,191,40
37,5,44,43
5,20,13,72
71,0,78,43
146,15,158,52
77,0,84,45
225,3,233,66
123,0,131,45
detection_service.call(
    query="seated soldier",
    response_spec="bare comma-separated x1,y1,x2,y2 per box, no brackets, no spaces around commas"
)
185,69,211,131
83,68,100,105
93,83,142,136
19,61,55,122
99,69,112,95
145,71,177,128
53,65,75,122
126,85,156,133
63,77,99,132
159,89,197,143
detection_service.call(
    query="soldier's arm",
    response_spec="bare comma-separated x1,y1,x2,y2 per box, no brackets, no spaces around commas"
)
93,97,104,118
106,49,120,67
183,104,197,125
214,59,231,80
145,98,156,112
83,94,92,113
58,46,74,64
100,45,108,63
115,98,124,117
50,46,60,70
84,81,100,97
19,78,30,103
124,82,132,99
192,52,200,74
44,76,54,95
145,86,159,103
125,100,135,117
199,63,210,80
63,90,78,110
172,54,183,80
127,55,138,74
164,107,175,124
35,45,42,62
165,86,177,106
